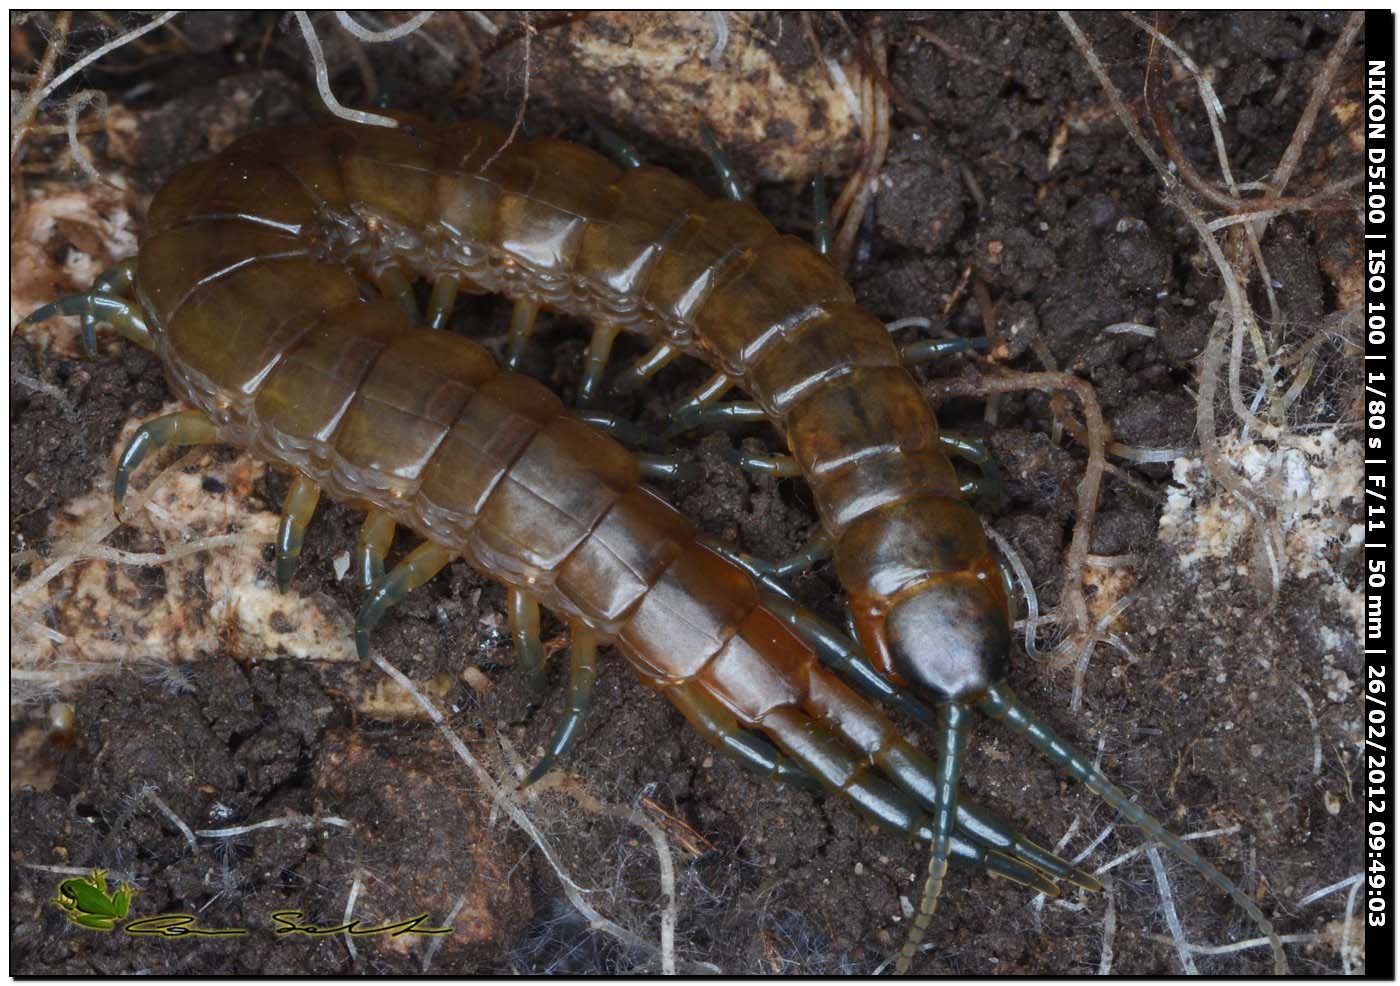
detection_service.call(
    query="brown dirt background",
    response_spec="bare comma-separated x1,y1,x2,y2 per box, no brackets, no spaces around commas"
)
10,11,1364,975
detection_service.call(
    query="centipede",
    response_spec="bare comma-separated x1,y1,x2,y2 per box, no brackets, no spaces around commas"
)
17,108,1296,975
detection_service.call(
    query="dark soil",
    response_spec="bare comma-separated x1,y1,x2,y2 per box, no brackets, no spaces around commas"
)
11,11,1364,975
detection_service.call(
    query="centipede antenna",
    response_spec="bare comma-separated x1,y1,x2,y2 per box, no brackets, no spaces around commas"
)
895,702,971,975
522,626,598,787
978,682,1288,974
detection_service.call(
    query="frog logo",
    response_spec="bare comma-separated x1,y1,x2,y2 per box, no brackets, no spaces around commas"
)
52,869,136,931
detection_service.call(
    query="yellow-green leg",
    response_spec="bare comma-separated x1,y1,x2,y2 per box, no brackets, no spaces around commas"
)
425,274,460,331
275,475,321,592
504,298,540,370
522,624,599,786
354,541,453,661
354,509,397,591
508,587,545,689
374,266,420,324
578,322,621,405
113,410,218,507
612,341,677,395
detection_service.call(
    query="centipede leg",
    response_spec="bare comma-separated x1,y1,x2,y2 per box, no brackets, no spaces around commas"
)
374,266,421,324
354,541,453,661
508,587,546,689
670,371,733,419
636,454,702,483
275,475,321,592
354,509,397,591
521,625,598,787
578,322,621,405
425,274,461,330
113,410,218,507
979,682,1289,974
937,432,1005,509
665,400,766,438
611,341,678,395
899,336,991,365
720,448,801,478
698,123,745,202
504,298,541,371
573,410,654,450
24,291,153,355
80,260,140,355
591,123,644,169
813,174,833,257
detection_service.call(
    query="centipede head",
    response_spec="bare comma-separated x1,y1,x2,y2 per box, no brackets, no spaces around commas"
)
835,498,1013,703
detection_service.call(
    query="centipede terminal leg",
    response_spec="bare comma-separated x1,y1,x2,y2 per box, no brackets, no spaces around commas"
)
425,274,461,331
521,624,599,787
896,702,972,975
354,541,453,662
979,682,1288,974
113,410,218,507
504,298,541,371
508,587,546,689
354,509,396,591
275,475,322,592
660,678,822,791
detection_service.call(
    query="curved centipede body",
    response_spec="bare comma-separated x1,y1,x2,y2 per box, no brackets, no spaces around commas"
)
23,114,1289,973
